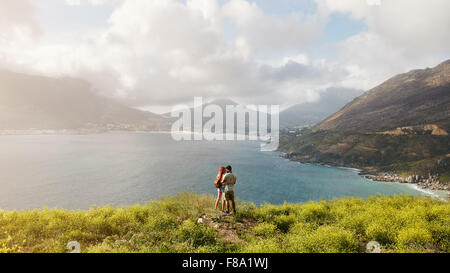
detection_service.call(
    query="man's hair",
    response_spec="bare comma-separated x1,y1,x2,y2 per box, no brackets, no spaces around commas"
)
225,165,232,171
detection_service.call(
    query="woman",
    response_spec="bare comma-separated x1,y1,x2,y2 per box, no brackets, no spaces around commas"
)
214,166,226,211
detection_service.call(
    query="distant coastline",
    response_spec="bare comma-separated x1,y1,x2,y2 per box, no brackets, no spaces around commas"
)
0,129,173,135
280,152,449,198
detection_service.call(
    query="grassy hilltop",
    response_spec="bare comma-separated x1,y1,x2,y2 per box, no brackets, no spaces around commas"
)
1,192,448,253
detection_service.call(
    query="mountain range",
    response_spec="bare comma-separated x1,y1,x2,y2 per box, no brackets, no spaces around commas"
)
0,70,172,131
279,60,450,185
280,88,364,128
0,69,351,132
315,60,450,133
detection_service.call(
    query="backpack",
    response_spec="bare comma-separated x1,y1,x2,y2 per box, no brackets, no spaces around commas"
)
214,177,222,189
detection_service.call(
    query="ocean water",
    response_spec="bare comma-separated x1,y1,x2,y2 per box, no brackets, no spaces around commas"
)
0,133,438,210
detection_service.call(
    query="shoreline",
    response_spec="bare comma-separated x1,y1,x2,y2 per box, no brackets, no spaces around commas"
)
361,172,449,192
0,129,173,136
1,131,448,198
280,152,449,198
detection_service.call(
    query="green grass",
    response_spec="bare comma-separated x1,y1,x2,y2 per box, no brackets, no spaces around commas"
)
0,192,448,253
440,171,450,184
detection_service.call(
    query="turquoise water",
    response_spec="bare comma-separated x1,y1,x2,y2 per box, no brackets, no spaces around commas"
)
0,133,432,210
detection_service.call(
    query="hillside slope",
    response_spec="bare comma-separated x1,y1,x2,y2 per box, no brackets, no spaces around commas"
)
280,60,450,185
0,70,171,130
315,60,450,133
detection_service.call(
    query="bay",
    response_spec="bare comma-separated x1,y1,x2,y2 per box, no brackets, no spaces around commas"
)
0,133,438,210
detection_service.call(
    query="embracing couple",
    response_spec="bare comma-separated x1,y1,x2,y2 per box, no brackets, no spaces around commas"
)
214,165,237,215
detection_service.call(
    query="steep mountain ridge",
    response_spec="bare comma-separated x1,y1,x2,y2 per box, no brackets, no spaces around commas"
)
315,60,450,132
280,60,450,187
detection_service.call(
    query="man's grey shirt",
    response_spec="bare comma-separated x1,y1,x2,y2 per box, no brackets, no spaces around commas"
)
222,173,236,192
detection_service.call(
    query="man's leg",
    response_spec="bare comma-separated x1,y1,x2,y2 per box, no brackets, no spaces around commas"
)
229,191,236,213
222,198,226,212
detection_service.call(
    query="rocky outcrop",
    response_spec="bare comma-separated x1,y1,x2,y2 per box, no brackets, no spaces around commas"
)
281,153,449,192
366,173,449,191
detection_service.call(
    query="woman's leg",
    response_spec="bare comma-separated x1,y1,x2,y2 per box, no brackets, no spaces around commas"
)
215,191,222,210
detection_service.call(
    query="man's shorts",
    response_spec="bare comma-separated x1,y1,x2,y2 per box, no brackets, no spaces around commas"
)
225,190,234,201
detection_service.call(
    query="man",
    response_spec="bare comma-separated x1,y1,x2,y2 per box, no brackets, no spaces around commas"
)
221,165,237,215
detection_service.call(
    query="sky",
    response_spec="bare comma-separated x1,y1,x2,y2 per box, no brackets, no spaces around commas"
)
0,0,449,113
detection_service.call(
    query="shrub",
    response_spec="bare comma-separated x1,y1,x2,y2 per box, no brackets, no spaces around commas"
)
0,193,448,253
273,214,296,233
145,213,177,232
338,213,368,236
365,219,398,246
287,226,359,253
241,237,283,253
177,220,217,248
396,227,433,251
253,223,277,238
298,201,333,225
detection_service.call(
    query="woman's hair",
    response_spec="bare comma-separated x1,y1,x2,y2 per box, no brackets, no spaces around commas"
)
218,166,225,177
215,166,225,183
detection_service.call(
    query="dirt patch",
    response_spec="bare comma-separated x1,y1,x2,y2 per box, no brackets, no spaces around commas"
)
198,213,257,244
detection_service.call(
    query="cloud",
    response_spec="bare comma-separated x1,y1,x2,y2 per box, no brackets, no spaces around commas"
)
222,0,326,52
0,0,42,39
0,0,448,110
261,60,345,83
65,0,114,6
317,0,450,54
316,0,450,89
320,0,450,55
0,0,333,108
0,0,43,73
